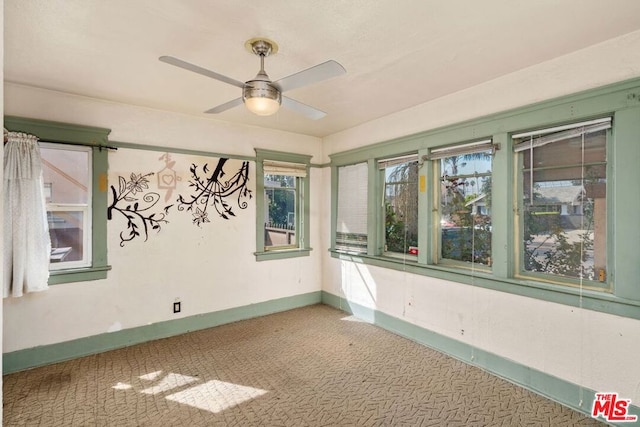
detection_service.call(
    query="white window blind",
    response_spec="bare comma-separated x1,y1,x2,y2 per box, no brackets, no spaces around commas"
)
513,117,611,152
263,160,307,177
377,154,418,169
336,162,368,253
428,139,496,160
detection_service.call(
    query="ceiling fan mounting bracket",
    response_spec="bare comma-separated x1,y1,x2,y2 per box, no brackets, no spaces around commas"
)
244,38,279,57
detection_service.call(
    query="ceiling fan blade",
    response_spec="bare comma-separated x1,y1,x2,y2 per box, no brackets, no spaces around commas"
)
275,60,346,92
159,56,245,88
281,96,327,120
204,97,243,114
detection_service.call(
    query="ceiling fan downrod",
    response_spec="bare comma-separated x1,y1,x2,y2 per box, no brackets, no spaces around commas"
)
243,39,281,115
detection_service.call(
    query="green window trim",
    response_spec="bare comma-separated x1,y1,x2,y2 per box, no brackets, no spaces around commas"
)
329,76,640,320
255,149,312,261
4,116,112,284
254,248,313,262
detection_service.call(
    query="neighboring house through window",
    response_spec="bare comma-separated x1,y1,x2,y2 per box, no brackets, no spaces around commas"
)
41,143,92,270
514,117,610,286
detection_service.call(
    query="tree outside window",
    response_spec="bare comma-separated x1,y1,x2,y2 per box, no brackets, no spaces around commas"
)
438,151,493,266
382,158,419,255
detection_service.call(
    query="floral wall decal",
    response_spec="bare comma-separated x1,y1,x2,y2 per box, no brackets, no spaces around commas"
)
107,172,173,246
177,158,252,227
157,152,182,202
108,154,253,246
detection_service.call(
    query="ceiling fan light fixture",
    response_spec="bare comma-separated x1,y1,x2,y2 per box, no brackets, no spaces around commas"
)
243,80,281,116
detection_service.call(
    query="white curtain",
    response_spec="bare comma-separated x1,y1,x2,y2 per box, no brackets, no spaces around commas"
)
3,131,51,297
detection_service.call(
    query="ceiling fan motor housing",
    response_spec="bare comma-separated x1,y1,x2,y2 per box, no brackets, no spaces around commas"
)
243,79,281,102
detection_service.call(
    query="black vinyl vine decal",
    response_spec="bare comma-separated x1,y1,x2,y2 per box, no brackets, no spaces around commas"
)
107,172,173,246
177,158,252,227
108,158,252,245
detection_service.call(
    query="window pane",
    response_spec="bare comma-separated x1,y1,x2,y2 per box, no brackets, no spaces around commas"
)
336,163,368,253
439,151,492,266
40,146,90,204
264,174,297,248
40,143,92,270
48,211,85,263
520,129,607,282
384,160,418,255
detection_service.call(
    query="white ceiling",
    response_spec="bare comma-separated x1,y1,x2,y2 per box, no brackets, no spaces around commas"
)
5,0,640,138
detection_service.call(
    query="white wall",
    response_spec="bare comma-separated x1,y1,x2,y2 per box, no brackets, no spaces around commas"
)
3,83,323,352
321,30,640,403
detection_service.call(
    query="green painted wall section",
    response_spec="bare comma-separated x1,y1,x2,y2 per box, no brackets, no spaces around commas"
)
3,291,321,374
321,291,640,425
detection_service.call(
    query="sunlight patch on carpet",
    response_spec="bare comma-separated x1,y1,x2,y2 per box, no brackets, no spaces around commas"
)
340,315,371,323
139,370,163,381
141,372,199,395
166,380,268,413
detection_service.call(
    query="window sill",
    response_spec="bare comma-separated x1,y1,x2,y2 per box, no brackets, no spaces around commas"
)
48,265,111,285
382,252,419,262
329,250,640,320
255,248,312,261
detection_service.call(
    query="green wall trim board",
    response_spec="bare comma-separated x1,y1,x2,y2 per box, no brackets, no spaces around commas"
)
320,291,640,425
3,291,321,375
111,140,256,162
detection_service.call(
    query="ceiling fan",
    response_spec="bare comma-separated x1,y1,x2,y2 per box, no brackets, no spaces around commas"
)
159,38,346,120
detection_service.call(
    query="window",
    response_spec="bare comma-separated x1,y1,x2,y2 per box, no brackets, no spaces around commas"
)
432,140,495,268
264,162,305,250
379,155,419,257
328,80,640,317
41,143,92,269
514,118,610,286
4,116,111,284
255,150,311,260
335,162,368,253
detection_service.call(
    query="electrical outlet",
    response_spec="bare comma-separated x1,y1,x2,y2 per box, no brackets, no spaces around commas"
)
173,301,181,313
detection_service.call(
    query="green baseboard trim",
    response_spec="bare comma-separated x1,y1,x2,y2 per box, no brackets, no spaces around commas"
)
321,291,640,425
3,291,321,374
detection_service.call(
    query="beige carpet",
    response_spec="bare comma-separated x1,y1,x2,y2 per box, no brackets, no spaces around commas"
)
3,304,600,426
